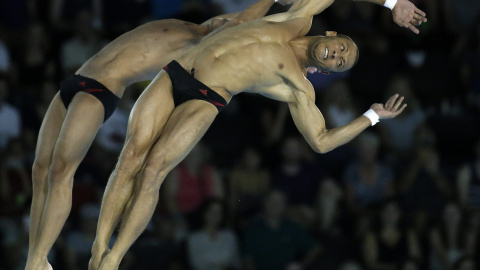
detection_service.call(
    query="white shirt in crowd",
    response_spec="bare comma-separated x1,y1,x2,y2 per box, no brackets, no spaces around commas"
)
187,229,241,270
0,102,21,149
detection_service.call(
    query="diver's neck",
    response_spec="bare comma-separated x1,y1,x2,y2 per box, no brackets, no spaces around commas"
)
290,37,311,68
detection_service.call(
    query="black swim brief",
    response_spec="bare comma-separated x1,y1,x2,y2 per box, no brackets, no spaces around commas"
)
59,75,120,122
163,60,227,112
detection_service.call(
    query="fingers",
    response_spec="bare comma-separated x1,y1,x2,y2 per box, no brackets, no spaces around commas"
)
385,94,399,110
407,22,420,34
393,96,405,111
414,7,426,18
395,104,408,115
413,13,425,22
411,19,423,26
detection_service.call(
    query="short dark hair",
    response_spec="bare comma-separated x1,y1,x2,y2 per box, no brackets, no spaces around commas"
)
337,34,359,67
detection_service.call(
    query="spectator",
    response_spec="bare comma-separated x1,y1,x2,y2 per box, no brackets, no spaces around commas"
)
65,204,102,270
398,145,451,216
61,9,106,76
397,258,421,270
457,138,480,209
0,37,10,73
322,80,358,128
311,179,358,270
164,143,224,228
50,0,102,31
18,23,54,89
34,80,58,129
229,147,270,225
0,219,28,270
187,198,241,270
272,136,323,206
463,210,480,259
429,203,467,270
243,190,321,270
95,92,133,154
131,216,184,270
0,139,31,218
0,76,21,150
379,75,425,159
318,80,358,175
344,132,394,213
453,256,476,270
363,200,421,270
338,261,363,270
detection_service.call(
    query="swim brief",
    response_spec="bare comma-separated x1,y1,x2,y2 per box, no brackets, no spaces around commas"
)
59,75,120,122
163,60,227,112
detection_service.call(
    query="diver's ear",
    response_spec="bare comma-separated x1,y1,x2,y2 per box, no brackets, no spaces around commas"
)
325,31,337,36
307,67,318,74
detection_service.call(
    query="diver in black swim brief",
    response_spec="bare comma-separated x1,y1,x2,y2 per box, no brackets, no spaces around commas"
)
60,75,120,122
163,60,227,112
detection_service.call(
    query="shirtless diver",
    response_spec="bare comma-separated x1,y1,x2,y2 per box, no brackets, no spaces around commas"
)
90,0,426,269
24,0,290,269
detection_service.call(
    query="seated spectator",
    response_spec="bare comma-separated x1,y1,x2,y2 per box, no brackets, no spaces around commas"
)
0,76,21,150
18,23,55,89
0,37,10,73
187,199,240,270
338,261,363,270
164,143,224,228
398,145,452,216
407,210,431,269
272,136,323,206
344,132,394,213
131,216,185,270
363,200,421,270
453,257,477,270
95,93,133,154
272,136,324,226
61,9,106,76
49,0,102,31
457,138,480,209
0,139,31,218
464,210,480,259
229,147,270,225
65,204,102,270
0,218,29,270
462,24,480,111
65,204,126,270
311,179,358,270
321,80,358,128
379,75,425,159
453,256,476,270
317,80,358,175
397,258,421,270
34,80,58,129
243,190,321,270
429,203,468,270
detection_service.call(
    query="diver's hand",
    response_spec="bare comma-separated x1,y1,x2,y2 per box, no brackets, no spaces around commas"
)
392,0,427,34
371,94,407,119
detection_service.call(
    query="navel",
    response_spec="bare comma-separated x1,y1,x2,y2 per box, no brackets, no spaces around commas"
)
278,63,284,69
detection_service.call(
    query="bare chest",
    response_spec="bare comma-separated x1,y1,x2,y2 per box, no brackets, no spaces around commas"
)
190,42,297,98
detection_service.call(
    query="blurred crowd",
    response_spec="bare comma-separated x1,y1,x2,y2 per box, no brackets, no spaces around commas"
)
1,0,480,269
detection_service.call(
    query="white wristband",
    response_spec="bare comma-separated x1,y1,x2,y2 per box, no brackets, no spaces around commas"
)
363,109,380,126
384,0,397,10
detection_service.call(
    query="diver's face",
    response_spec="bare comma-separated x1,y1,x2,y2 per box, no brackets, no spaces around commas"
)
310,32,358,73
